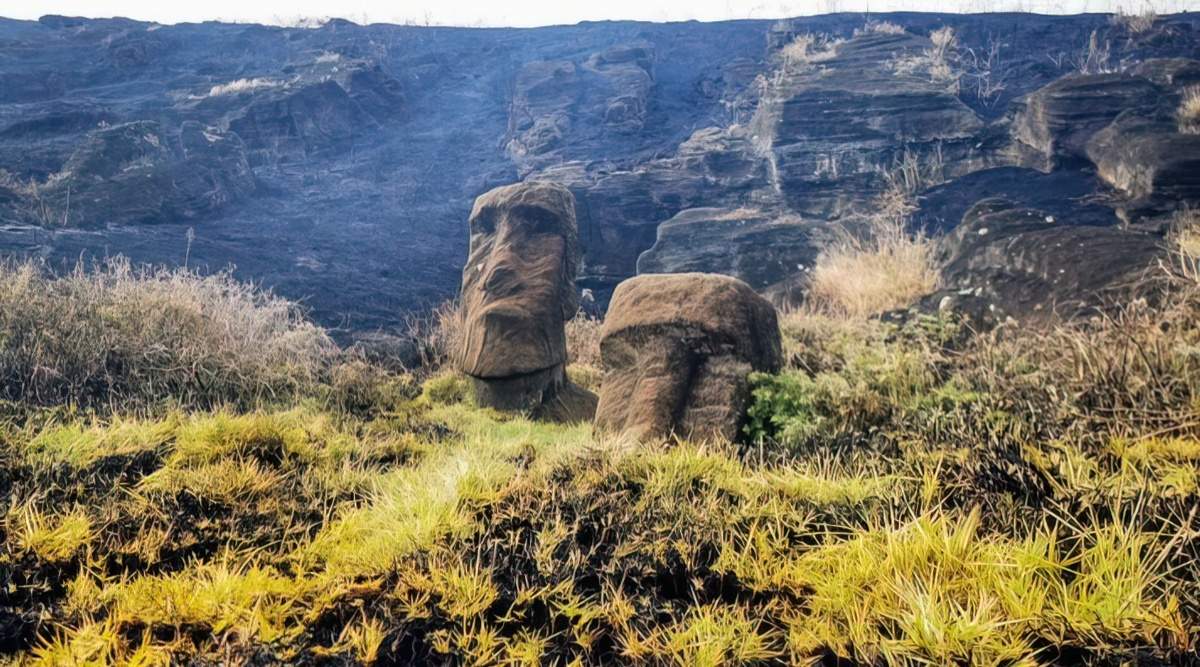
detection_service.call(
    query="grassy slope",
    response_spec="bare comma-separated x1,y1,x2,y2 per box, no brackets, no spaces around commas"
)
2,301,1199,666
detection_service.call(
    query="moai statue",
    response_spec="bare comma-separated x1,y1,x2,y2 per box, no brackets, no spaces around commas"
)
595,273,782,442
458,181,597,422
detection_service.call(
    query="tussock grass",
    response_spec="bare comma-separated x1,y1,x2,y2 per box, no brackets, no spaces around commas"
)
0,258,335,410
1179,86,1200,135
7,505,93,563
779,33,841,73
893,26,960,86
1111,6,1158,33
855,20,906,36
806,215,939,318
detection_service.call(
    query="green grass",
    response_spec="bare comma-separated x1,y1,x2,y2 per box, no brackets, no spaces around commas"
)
3,272,1200,666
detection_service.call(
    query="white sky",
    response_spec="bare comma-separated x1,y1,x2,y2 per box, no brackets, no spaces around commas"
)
1,0,1197,27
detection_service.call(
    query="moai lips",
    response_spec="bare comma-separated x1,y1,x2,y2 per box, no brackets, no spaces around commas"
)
595,273,782,442
458,181,596,422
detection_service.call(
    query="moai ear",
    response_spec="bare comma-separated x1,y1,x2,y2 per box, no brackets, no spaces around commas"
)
561,273,580,321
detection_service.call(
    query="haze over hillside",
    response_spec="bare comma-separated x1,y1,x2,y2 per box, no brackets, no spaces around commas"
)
1,10,1198,333
5,1,1197,27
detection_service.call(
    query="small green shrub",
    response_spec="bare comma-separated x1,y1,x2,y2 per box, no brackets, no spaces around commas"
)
746,316,942,449
421,371,472,405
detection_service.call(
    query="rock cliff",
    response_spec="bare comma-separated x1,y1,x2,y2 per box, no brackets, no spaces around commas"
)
1,12,1199,329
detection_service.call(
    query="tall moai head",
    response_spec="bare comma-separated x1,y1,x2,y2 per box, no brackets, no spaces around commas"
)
457,181,594,421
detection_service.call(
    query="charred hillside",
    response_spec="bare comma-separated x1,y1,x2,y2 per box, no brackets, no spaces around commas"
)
0,12,1199,329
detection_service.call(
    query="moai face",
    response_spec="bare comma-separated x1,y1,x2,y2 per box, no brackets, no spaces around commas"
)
597,326,705,441
458,182,579,380
594,273,783,442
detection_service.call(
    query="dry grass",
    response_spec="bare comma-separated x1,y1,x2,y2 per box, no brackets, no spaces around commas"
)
779,33,841,73
1179,86,1200,135
960,36,1009,105
855,20,906,36
1075,30,1113,74
806,217,938,319
0,257,335,410
805,156,940,319
565,312,603,369
4,229,1200,665
1111,6,1158,33
4,285,1200,663
893,26,960,87
1169,208,1200,284
407,299,466,372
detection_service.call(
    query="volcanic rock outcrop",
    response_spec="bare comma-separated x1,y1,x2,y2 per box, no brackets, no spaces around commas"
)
2,15,1200,328
636,207,830,293
457,181,597,422
594,273,782,442
1086,113,1200,219
5,119,255,227
935,198,1164,320
1009,73,1161,170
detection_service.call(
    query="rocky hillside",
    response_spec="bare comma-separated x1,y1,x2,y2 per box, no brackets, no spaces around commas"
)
1,12,1198,329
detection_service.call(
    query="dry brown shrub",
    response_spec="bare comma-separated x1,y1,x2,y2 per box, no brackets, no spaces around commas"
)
0,257,335,410
806,216,939,319
407,299,466,373
1178,87,1200,135
566,312,603,369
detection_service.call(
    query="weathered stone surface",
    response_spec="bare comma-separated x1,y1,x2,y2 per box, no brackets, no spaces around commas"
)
1130,58,1200,89
458,181,597,422
595,273,782,442
506,42,654,174
8,120,255,227
174,121,256,218
637,207,830,292
1009,73,1163,170
537,123,778,298
750,30,988,218
937,198,1164,319
1086,113,1200,218
224,79,371,163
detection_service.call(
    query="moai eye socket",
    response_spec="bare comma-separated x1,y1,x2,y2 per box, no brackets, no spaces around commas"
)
471,207,498,235
512,205,559,235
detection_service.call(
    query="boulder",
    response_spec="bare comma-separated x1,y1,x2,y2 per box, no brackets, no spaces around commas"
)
1009,73,1162,170
1086,112,1200,218
595,273,782,443
457,181,597,422
937,198,1164,319
636,207,830,292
